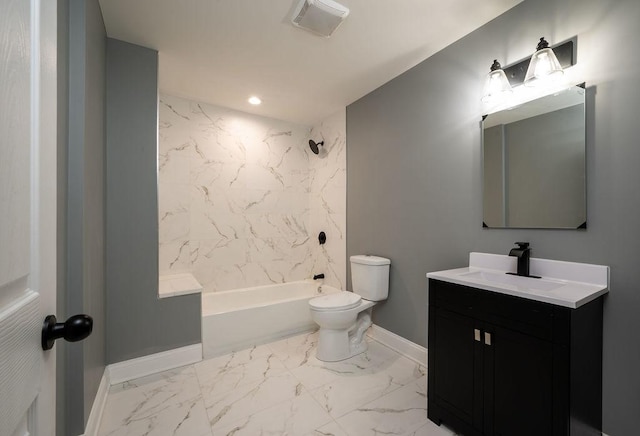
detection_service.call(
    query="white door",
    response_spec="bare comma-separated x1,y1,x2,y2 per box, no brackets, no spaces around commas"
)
0,0,57,435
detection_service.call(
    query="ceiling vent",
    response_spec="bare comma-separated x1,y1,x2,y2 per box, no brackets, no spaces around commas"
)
291,0,350,38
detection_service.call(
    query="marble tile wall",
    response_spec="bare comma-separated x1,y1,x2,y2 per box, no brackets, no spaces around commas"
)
158,94,346,292
307,110,347,289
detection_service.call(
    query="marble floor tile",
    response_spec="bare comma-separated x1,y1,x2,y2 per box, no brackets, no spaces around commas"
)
98,366,212,436
203,371,306,432
215,392,333,436
289,339,405,391
334,376,429,436
369,354,426,385
268,330,319,369
408,421,460,436
306,421,349,436
98,332,455,436
270,333,395,371
309,361,423,419
346,339,405,368
99,398,212,436
289,354,360,391
195,347,287,398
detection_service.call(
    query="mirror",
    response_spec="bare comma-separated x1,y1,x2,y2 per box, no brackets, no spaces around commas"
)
482,85,586,229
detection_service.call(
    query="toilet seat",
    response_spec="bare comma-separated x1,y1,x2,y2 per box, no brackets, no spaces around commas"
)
309,291,362,311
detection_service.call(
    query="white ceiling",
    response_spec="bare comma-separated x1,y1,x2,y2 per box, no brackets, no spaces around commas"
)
99,0,522,125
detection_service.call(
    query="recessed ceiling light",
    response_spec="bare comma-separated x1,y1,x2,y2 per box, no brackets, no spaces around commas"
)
248,96,262,105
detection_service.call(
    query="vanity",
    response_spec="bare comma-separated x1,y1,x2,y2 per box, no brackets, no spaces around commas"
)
426,252,608,436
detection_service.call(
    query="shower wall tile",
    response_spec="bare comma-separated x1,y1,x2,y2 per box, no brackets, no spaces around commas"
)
159,240,191,273
308,110,347,290
159,94,346,292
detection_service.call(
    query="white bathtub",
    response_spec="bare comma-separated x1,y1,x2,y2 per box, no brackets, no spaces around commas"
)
202,280,339,358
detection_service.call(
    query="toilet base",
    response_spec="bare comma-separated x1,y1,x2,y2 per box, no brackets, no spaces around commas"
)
316,309,372,362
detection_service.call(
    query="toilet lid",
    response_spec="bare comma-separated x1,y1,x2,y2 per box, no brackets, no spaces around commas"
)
309,292,362,311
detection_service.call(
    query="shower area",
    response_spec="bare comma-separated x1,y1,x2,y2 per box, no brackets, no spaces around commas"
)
157,94,346,355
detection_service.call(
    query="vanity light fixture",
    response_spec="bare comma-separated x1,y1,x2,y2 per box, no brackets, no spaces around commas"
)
248,96,262,105
481,37,576,103
524,37,564,87
481,59,513,104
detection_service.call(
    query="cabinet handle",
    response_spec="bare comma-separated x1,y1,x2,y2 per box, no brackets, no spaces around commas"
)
484,332,492,346
474,328,481,342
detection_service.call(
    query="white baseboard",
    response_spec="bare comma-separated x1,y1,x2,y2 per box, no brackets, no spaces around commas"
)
81,369,110,436
107,343,202,385
367,324,427,365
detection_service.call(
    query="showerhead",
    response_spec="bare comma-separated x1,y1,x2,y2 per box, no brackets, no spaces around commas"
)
309,139,324,155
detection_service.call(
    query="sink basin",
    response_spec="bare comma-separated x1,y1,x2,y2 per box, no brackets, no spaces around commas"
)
460,270,564,292
427,252,609,308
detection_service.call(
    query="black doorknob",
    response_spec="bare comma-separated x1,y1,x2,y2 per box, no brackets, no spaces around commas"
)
42,314,93,350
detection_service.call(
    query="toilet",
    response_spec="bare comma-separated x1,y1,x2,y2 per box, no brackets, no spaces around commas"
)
309,255,390,362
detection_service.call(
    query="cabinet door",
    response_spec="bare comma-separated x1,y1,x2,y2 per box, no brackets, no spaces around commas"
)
487,324,554,436
431,307,479,427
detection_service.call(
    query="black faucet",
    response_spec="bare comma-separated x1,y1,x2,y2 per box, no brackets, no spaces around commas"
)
508,242,532,277
313,273,325,280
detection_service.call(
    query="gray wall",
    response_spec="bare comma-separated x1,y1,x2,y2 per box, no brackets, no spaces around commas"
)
63,0,107,434
346,0,640,433
64,0,106,434
105,39,201,364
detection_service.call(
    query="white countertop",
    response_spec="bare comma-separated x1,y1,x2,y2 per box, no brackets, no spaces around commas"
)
159,273,203,299
426,252,609,309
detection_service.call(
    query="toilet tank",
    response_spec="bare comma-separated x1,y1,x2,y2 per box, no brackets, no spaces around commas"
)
350,255,390,301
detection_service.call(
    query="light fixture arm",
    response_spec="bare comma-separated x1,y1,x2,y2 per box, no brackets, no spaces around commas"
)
536,37,550,51
490,59,502,71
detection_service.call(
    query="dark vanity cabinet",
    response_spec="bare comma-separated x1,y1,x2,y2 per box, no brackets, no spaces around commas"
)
427,279,603,436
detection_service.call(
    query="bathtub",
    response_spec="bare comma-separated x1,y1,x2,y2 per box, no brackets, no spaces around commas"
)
202,280,339,358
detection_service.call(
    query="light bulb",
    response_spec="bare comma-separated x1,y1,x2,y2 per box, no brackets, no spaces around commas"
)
524,38,564,87
481,60,512,104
